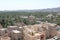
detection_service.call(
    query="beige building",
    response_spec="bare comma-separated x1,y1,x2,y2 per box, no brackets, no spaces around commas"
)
18,27,23,33
0,36,11,40
0,28,7,36
14,22,25,27
11,30,23,40
28,15,35,21
0,33,11,40
41,22,57,38
23,22,58,40
7,26,18,36
23,25,46,40
0,22,58,40
7,26,18,30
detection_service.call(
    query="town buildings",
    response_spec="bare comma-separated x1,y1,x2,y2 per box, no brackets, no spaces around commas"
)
0,22,60,40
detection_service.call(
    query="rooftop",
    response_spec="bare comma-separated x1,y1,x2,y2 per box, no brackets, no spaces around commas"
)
0,28,6,31
19,27,22,29
8,26,17,28
12,30,21,33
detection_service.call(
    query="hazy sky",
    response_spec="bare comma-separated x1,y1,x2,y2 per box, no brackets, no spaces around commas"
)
0,0,60,10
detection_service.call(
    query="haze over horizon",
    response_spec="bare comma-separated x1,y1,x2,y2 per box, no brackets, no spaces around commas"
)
0,0,60,11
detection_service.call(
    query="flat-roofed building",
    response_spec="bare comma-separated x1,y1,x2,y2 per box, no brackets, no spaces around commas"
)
29,15,35,20
11,30,23,40
23,25,46,40
24,32,46,40
20,16,28,19
7,26,18,30
14,22,25,27
41,22,57,38
0,28,7,36
0,36,11,40
0,33,11,40
7,26,18,36
18,27,23,32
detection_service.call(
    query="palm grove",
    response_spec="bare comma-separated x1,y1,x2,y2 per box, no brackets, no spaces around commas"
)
0,11,60,28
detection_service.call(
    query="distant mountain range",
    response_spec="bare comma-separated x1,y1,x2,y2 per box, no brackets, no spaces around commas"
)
17,7,60,12
39,7,60,12
0,7,60,12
